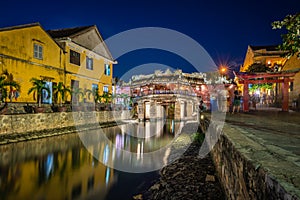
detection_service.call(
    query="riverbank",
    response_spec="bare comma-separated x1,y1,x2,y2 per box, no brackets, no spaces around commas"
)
0,110,131,135
133,140,226,200
0,121,128,145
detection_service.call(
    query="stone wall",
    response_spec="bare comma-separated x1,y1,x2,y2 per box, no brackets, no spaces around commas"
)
211,134,299,200
0,110,131,135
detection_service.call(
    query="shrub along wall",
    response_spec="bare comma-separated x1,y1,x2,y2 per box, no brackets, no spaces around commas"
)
0,111,131,135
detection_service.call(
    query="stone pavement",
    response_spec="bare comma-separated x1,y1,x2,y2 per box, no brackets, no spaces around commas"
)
224,108,300,198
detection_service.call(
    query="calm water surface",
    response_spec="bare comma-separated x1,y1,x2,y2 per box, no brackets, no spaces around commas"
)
0,120,183,200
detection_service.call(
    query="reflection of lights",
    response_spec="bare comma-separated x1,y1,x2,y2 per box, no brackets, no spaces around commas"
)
103,145,109,165
115,134,123,149
105,168,110,186
45,154,54,179
137,143,140,154
137,142,144,160
163,147,171,165
200,114,204,120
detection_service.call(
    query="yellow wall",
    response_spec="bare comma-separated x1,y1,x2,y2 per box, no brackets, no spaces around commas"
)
63,43,113,100
281,53,300,104
241,46,287,72
0,25,65,102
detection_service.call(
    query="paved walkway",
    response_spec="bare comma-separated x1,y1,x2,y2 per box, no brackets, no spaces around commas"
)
224,108,300,198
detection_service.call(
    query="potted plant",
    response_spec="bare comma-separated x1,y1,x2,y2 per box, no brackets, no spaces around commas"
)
0,71,20,114
72,87,84,111
53,82,71,112
83,88,96,111
27,78,50,113
101,92,112,110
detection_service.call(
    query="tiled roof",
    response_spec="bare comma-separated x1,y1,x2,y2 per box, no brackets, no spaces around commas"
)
249,45,280,51
0,22,40,32
47,25,94,38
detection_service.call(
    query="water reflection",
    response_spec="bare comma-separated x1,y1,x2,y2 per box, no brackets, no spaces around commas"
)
80,119,184,173
0,120,183,200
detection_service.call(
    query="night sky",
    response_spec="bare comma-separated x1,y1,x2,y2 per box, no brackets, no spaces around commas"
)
0,0,299,80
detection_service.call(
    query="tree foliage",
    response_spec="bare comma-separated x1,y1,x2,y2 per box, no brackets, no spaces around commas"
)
246,63,269,73
272,13,300,58
53,82,71,106
28,78,50,107
0,70,20,103
246,63,272,91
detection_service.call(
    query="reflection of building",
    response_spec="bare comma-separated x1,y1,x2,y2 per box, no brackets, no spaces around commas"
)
0,133,115,200
0,22,115,103
120,69,210,121
240,45,287,72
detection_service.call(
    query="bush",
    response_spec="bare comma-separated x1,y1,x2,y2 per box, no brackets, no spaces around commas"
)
192,132,205,144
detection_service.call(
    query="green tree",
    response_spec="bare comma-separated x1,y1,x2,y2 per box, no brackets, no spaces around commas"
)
1,70,21,102
28,78,50,107
272,13,300,58
246,63,273,91
246,63,270,73
72,87,84,105
0,75,20,104
53,82,71,106
101,92,112,104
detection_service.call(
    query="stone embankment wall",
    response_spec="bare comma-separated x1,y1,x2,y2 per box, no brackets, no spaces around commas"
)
211,134,298,200
0,111,131,135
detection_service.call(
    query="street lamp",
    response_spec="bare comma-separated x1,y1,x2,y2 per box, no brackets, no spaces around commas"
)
220,66,227,74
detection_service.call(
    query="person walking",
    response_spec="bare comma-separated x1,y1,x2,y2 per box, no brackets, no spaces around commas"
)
232,90,241,114
250,94,257,110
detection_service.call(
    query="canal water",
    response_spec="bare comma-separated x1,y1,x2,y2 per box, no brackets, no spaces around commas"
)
0,120,184,200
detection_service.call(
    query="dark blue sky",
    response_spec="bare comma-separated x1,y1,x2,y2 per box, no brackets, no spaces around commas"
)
0,0,299,79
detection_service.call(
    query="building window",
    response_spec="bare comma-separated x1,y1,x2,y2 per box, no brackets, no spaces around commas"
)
104,64,110,76
92,84,98,93
103,86,109,93
86,56,93,70
70,50,80,65
34,44,43,59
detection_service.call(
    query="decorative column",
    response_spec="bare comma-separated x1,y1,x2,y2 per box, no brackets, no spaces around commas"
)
243,81,249,112
282,77,289,112
138,101,145,121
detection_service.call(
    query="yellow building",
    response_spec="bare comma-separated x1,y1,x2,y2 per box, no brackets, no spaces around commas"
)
0,22,116,104
0,23,65,103
280,53,300,107
48,25,116,101
240,45,287,72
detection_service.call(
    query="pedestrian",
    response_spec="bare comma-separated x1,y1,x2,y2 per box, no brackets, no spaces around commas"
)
232,90,241,114
199,100,206,111
251,94,257,110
